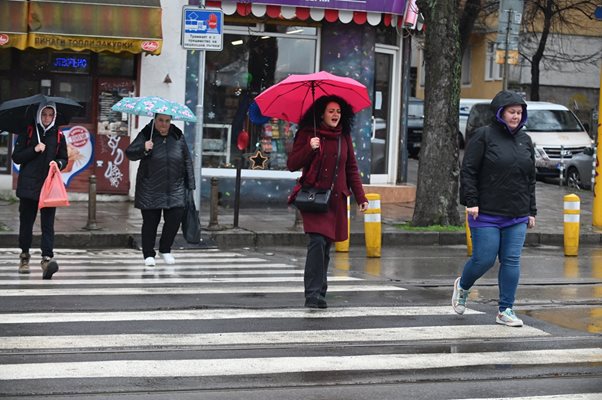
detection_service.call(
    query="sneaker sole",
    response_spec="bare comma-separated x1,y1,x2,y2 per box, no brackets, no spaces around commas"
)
18,268,30,274
496,317,523,327
42,261,59,280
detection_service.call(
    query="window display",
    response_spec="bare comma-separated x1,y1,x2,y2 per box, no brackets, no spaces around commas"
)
203,24,317,170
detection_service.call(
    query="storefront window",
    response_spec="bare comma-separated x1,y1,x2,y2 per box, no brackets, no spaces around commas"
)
98,53,136,77
203,26,317,170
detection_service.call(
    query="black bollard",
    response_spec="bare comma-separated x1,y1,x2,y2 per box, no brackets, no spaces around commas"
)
207,176,219,229
83,174,99,230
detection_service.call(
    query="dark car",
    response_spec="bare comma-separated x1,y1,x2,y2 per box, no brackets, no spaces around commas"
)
405,97,424,158
563,147,595,190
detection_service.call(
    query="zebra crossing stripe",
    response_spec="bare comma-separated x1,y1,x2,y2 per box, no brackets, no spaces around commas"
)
0,276,360,285
0,306,483,323
0,269,302,278
1,348,600,380
458,395,602,400
0,325,549,350
0,284,406,296
0,257,275,266
0,263,298,270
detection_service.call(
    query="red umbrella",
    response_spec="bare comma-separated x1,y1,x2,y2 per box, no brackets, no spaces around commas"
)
254,71,371,123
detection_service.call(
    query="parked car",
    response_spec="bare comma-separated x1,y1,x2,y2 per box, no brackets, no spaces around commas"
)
465,100,593,177
370,117,387,174
458,98,488,148
563,147,595,190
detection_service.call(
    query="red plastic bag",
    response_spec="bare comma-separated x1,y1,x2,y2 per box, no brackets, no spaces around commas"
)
38,162,70,209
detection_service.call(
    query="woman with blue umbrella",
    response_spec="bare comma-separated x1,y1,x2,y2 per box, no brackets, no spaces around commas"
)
122,98,196,266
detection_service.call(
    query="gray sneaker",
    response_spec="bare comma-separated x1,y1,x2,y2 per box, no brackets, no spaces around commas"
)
496,308,523,327
452,277,470,315
18,252,30,274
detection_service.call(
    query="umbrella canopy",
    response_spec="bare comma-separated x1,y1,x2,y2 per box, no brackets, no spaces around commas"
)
111,96,197,122
0,94,82,134
254,71,371,123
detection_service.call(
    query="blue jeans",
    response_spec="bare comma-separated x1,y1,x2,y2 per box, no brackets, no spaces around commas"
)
459,222,527,311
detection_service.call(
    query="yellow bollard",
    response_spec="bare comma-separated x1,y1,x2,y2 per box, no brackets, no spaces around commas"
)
563,193,580,256
364,193,381,258
335,196,351,252
465,209,473,257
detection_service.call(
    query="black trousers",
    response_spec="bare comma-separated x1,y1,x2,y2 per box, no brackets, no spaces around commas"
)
19,198,56,258
304,233,332,299
140,207,185,259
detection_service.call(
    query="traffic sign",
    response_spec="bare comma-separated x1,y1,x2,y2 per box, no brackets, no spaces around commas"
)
181,7,223,51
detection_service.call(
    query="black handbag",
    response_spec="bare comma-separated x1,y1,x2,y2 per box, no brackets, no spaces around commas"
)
182,189,201,243
293,136,341,213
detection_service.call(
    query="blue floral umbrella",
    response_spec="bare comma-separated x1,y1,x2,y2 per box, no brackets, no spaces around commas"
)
112,96,196,121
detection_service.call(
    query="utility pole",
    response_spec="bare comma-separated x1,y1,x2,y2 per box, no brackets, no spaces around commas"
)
502,8,512,91
194,0,206,214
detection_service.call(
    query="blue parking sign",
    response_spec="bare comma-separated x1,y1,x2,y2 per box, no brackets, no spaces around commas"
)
181,7,223,50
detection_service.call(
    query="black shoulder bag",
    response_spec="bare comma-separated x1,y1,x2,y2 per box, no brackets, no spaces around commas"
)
293,136,341,213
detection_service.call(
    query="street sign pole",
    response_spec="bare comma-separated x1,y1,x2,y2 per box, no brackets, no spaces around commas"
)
592,6,602,227
181,2,223,221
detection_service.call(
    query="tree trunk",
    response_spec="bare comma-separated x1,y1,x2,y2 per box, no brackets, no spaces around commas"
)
413,0,462,227
528,0,553,101
459,0,482,57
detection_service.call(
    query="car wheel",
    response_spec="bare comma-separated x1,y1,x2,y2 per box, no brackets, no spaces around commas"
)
566,167,582,189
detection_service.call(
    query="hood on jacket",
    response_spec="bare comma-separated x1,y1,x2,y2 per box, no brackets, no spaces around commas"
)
490,90,527,134
36,102,57,133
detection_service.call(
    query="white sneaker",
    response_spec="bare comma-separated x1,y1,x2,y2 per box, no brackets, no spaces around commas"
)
160,252,175,264
144,257,156,266
496,308,524,327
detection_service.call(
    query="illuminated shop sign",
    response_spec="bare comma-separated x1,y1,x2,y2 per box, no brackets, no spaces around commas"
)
50,53,91,74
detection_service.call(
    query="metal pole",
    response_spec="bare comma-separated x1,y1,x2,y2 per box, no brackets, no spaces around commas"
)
84,174,99,230
503,9,512,91
233,154,242,228
194,1,206,217
398,31,411,184
592,65,602,227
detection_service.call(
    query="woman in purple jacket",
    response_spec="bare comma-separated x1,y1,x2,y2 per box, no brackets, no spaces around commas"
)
453,90,537,327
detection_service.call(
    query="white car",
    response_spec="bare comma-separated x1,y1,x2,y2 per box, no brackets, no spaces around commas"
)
458,98,488,148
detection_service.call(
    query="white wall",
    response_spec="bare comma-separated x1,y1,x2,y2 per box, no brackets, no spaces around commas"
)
512,34,602,89
131,0,189,198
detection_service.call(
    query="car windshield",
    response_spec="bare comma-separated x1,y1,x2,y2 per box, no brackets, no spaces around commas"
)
524,110,584,132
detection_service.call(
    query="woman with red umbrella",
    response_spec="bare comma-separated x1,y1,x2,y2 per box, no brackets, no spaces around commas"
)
287,95,369,309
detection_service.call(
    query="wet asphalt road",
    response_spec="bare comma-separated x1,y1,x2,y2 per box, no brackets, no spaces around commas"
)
0,245,601,399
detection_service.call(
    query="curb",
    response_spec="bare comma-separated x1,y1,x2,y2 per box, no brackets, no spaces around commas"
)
0,230,600,249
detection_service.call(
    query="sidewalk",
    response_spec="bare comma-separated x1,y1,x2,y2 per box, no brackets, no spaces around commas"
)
0,182,600,249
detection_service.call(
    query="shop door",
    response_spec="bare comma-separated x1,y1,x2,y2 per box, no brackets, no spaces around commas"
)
94,78,134,194
370,47,399,184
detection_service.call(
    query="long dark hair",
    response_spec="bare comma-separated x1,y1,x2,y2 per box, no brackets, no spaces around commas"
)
298,95,354,135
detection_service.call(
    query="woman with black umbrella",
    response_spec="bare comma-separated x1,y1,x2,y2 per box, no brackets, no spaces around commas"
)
12,102,67,279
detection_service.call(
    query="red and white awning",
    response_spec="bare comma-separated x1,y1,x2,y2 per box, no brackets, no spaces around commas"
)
206,1,405,27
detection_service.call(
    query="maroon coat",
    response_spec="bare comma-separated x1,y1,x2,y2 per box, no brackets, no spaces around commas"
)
287,125,367,242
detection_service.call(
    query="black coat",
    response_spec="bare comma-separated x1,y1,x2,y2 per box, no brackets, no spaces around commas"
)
12,125,68,201
460,91,537,217
126,122,195,210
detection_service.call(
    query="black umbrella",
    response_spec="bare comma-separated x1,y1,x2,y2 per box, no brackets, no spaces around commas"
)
0,94,82,135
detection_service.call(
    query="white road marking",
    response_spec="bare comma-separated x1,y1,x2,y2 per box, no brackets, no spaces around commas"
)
0,284,406,296
0,325,549,350
0,276,359,285
0,306,483,324
0,269,302,278
1,348,599,380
